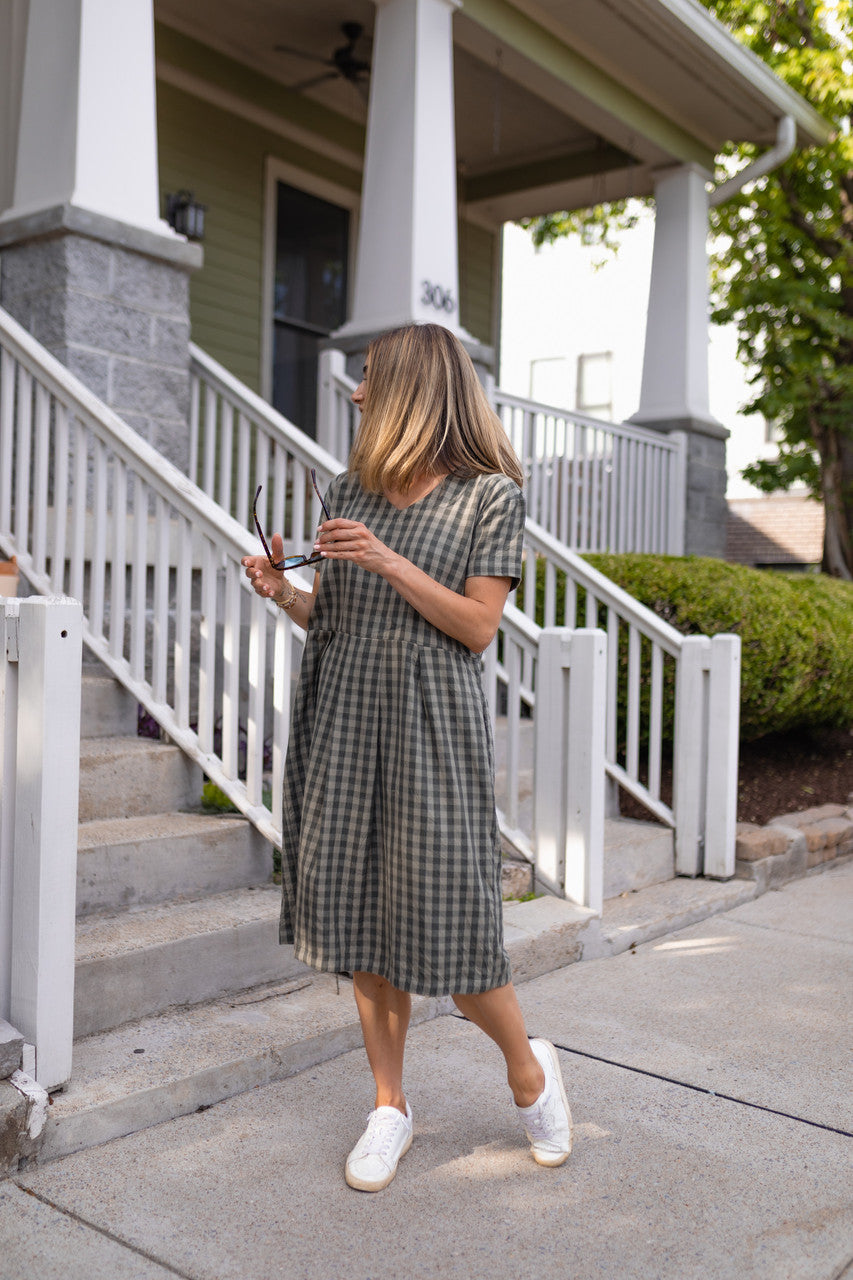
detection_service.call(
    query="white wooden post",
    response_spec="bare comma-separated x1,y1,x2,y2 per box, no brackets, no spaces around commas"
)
534,628,606,913
672,634,710,876
703,634,741,879
0,602,18,1021
4,597,82,1092
316,348,348,460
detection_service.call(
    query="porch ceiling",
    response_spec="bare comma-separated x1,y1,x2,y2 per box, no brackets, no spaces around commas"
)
154,0,828,226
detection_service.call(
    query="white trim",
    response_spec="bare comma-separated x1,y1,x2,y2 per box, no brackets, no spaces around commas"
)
155,60,364,169
646,0,830,142
260,157,360,402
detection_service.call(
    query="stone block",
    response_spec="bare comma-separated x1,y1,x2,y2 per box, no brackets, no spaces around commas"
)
808,842,836,868
66,296,152,359
152,315,191,366
61,346,111,402
63,233,113,296
111,247,189,316
769,804,847,828
735,826,790,862
0,1082,28,1177
0,238,68,301
22,289,68,350
735,828,808,891
0,1021,23,1080
111,358,189,419
813,817,853,849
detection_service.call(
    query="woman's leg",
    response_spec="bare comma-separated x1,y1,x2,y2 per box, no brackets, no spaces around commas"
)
352,971,412,1114
452,982,545,1107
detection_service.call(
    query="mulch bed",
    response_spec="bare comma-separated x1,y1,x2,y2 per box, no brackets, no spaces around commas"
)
620,726,853,826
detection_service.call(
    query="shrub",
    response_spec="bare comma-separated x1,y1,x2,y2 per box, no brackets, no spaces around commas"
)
580,555,853,741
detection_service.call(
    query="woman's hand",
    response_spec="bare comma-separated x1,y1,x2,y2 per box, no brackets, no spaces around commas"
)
313,519,398,576
242,534,319,628
242,534,286,602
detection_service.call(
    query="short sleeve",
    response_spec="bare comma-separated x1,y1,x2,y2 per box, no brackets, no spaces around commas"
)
465,474,525,590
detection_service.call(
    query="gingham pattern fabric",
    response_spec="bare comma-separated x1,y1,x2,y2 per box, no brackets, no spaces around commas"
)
279,470,525,995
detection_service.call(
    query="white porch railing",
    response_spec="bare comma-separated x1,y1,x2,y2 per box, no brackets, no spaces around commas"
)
189,343,342,554
309,353,686,554
191,343,737,881
483,617,607,911
492,389,686,554
1,596,82,1092
0,307,312,855
516,519,741,878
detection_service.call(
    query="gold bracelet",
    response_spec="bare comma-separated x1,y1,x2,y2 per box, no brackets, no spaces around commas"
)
273,580,299,612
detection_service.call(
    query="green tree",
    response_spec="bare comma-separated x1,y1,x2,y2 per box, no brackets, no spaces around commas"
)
524,1,853,578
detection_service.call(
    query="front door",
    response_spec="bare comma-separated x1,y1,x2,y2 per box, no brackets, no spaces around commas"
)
271,181,349,436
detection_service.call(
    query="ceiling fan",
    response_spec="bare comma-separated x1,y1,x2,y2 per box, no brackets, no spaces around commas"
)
276,21,370,98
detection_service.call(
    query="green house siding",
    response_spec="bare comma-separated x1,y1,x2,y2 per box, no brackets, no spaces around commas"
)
156,80,361,393
157,81,497,393
459,220,497,348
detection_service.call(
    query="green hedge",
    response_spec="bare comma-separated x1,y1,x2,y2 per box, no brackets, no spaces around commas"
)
580,555,853,741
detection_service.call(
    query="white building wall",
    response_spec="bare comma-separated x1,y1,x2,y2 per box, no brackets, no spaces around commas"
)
499,216,772,499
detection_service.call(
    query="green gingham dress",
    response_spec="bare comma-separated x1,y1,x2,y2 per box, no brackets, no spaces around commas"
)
279,469,525,996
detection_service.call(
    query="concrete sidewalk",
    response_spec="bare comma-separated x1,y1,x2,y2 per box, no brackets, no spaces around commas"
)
4,861,852,1280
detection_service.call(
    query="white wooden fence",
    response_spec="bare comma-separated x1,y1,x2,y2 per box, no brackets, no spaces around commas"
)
512,520,741,879
0,307,312,854
1,596,82,1092
0,305,739,955
189,339,739,884
493,390,686,555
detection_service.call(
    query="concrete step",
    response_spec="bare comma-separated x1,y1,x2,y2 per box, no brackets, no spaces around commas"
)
74,887,308,1038
603,818,674,899
77,813,275,916
45,895,596,1163
78,736,201,822
80,673,138,739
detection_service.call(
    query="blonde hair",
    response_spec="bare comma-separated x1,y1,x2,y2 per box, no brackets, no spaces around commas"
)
348,324,523,493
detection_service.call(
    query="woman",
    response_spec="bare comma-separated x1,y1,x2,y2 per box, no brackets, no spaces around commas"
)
242,323,571,1191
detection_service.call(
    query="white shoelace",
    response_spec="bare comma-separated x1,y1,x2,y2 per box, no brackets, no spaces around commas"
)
358,1108,408,1157
522,1090,562,1142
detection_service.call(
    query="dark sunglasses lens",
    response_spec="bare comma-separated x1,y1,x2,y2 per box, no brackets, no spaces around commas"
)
281,553,323,570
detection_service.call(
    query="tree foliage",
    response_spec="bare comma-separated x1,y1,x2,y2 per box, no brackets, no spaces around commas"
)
524,1,853,577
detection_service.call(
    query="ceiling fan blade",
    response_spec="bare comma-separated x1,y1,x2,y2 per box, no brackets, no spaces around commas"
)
274,43,327,63
291,71,338,92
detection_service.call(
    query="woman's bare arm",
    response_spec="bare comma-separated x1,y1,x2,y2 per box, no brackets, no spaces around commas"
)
313,517,509,653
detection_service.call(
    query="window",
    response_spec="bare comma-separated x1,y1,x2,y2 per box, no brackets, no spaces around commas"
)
576,351,613,420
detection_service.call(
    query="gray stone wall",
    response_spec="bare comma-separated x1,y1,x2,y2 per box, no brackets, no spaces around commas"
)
0,205,201,472
682,429,728,558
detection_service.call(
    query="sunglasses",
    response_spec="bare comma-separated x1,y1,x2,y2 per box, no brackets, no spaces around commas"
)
252,468,332,571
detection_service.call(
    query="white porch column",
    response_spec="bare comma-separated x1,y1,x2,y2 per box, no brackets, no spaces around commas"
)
3,0,171,235
634,165,714,425
0,0,201,469
335,0,472,343
631,164,728,557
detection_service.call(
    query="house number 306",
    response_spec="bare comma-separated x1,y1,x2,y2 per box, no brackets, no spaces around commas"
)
421,281,456,314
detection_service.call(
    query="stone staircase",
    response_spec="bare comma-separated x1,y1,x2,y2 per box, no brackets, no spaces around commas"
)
37,664,671,1166
73,662,306,1042
41,663,453,1164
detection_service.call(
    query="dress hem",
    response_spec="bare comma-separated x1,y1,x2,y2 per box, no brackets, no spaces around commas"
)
279,933,512,998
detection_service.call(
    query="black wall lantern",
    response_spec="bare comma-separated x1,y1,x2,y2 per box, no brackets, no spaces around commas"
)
165,190,206,240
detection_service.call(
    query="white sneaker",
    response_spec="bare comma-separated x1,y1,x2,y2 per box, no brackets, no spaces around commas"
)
516,1039,573,1166
345,1103,413,1191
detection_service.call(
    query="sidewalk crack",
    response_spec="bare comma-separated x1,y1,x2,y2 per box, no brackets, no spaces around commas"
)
548,1041,853,1139
15,1185,195,1279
